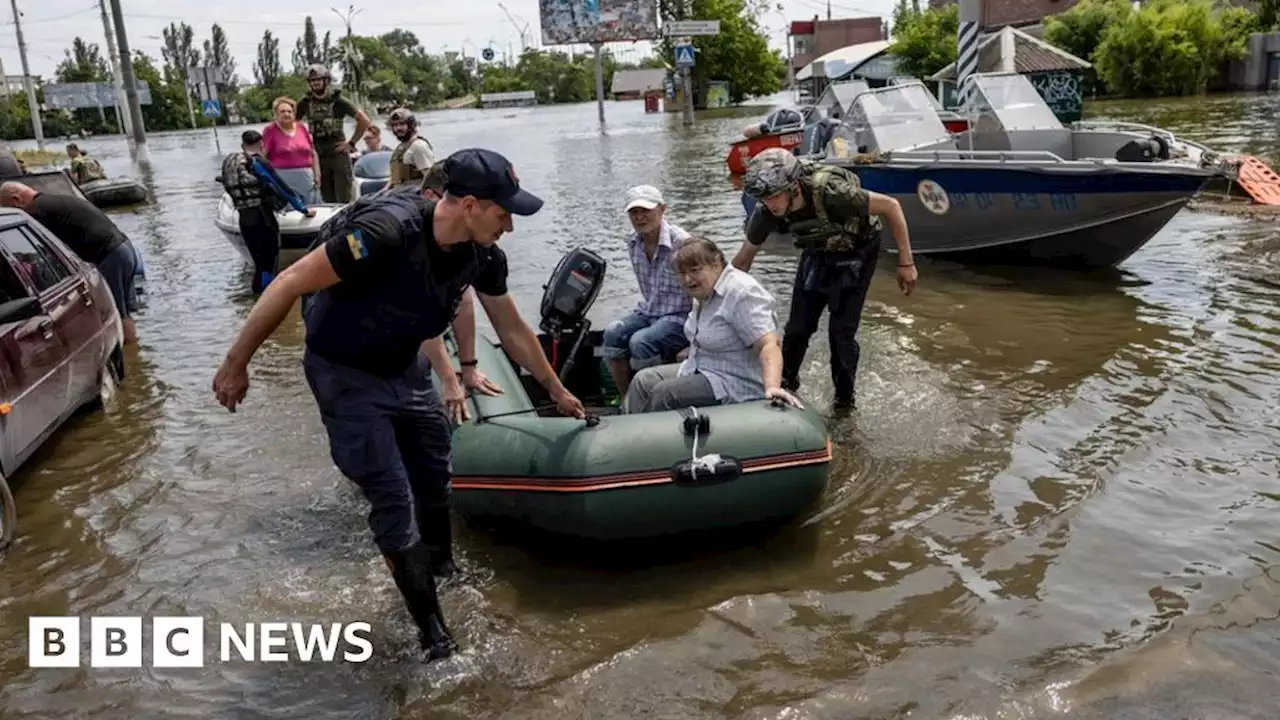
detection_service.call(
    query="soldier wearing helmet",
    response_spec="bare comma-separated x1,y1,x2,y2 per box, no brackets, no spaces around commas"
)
733,148,918,413
295,63,372,203
386,107,435,188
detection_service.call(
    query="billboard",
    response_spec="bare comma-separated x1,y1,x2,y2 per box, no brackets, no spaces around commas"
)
539,0,660,45
43,82,152,110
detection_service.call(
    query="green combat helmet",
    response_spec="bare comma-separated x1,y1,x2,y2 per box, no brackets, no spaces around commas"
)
743,147,802,199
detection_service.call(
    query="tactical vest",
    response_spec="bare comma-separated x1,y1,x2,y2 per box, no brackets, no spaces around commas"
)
304,90,348,149
220,152,265,210
786,162,882,253
302,187,458,377
388,137,430,187
71,155,106,184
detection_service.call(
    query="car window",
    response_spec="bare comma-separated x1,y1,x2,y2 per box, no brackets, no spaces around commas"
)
0,252,29,303
0,225,72,293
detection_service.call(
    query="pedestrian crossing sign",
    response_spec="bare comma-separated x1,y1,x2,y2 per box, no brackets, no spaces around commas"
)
674,44,695,68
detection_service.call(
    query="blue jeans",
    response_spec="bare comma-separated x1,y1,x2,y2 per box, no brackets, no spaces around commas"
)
600,311,688,371
303,352,452,555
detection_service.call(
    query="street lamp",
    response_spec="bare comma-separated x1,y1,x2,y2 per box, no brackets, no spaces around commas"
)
331,4,363,105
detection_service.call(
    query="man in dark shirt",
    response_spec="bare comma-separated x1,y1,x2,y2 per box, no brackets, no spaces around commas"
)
212,148,586,663
0,180,140,345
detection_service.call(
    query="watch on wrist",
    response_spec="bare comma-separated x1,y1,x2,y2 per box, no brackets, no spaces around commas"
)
459,359,478,368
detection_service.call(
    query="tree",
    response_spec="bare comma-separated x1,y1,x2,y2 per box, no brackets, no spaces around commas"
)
131,49,194,131
887,3,957,80
203,24,238,91
657,0,786,104
1044,0,1133,64
55,38,109,83
160,22,201,85
1093,0,1255,97
254,31,282,86
292,16,326,74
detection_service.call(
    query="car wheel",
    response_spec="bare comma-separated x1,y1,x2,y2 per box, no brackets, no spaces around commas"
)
87,345,124,411
99,348,122,407
0,472,14,551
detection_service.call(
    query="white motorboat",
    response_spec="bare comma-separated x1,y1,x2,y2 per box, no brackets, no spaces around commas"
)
213,194,346,269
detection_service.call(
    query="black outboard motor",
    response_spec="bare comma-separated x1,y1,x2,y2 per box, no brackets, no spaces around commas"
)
1114,134,1172,163
539,247,607,380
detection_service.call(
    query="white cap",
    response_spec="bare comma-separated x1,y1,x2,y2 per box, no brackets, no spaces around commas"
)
624,185,664,211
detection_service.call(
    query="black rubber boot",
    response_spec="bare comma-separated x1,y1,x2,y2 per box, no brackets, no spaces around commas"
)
832,394,856,417
384,543,458,661
418,503,458,580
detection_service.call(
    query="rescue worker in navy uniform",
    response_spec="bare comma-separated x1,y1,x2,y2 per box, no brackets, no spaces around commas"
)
733,148,919,412
220,130,316,293
211,148,587,662
296,63,372,204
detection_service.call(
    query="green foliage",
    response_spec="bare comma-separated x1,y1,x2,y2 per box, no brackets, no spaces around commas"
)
657,0,786,104
1043,0,1132,63
888,3,958,80
1093,0,1257,97
480,48,627,104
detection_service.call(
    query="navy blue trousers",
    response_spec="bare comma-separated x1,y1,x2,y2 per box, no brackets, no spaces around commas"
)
303,352,452,554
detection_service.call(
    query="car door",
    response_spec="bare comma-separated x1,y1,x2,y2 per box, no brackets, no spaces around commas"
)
17,222,106,403
0,225,72,467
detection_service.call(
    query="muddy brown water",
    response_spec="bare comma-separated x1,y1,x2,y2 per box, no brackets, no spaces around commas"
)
1,93,1278,719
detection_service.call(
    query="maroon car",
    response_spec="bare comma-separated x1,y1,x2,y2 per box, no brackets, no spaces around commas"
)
0,205,125,550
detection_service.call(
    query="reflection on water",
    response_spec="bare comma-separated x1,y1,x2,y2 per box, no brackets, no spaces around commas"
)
0,94,1279,719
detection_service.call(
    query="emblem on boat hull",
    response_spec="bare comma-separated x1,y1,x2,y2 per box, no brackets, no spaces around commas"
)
917,179,950,215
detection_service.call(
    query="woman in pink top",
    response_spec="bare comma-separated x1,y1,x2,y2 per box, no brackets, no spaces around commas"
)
261,96,321,203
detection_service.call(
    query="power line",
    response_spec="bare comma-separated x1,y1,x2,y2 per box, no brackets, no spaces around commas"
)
0,4,98,26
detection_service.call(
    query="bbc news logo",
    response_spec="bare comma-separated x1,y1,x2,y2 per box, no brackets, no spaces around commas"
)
28,617,373,667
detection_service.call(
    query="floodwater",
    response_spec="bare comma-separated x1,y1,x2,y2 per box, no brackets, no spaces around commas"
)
1,91,1279,719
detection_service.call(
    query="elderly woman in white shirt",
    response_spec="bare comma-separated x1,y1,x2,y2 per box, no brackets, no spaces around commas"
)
623,236,803,413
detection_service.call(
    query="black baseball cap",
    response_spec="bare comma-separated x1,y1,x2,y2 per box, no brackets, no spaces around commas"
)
442,148,543,216
241,130,263,146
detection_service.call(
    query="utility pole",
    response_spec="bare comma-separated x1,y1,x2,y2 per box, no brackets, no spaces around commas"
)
8,0,45,149
108,0,147,147
98,0,131,136
593,42,604,124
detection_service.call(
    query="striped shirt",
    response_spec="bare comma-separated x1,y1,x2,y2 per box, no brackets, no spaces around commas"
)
678,265,779,403
629,219,693,320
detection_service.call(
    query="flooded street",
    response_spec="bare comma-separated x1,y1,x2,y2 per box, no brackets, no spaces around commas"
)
2,92,1279,718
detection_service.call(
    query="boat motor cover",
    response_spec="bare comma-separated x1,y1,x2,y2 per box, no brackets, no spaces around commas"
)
539,247,607,334
1114,136,1171,163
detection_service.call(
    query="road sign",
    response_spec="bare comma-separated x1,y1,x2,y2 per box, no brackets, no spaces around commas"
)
664,20,720,36
482,47,495,61
674,44,696,68
201,100,222,118
42,82,152,109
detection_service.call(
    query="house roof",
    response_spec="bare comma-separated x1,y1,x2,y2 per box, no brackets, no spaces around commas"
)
611,68,667,95
795,40,891,82
929,25,1091,81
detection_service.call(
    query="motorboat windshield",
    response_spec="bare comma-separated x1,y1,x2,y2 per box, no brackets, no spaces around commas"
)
815,79,870,121
965,72,1063,131
826,81,952,155
353,150,391,178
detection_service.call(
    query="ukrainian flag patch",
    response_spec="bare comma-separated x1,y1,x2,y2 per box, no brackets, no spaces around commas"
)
346,229,368,260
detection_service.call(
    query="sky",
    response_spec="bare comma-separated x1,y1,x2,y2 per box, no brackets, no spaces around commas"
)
0,0,898,85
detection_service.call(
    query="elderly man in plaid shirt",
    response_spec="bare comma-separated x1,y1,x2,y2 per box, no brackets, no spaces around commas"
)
602,184,694,398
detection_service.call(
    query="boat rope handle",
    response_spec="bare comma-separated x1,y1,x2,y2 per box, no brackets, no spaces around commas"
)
685,407,722,482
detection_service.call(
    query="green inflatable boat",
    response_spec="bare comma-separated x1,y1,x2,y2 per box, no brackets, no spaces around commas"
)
447,248,833,541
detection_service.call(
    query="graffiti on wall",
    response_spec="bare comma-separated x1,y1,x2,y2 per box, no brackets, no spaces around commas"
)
1030,71,1082,123
538,0,660,45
